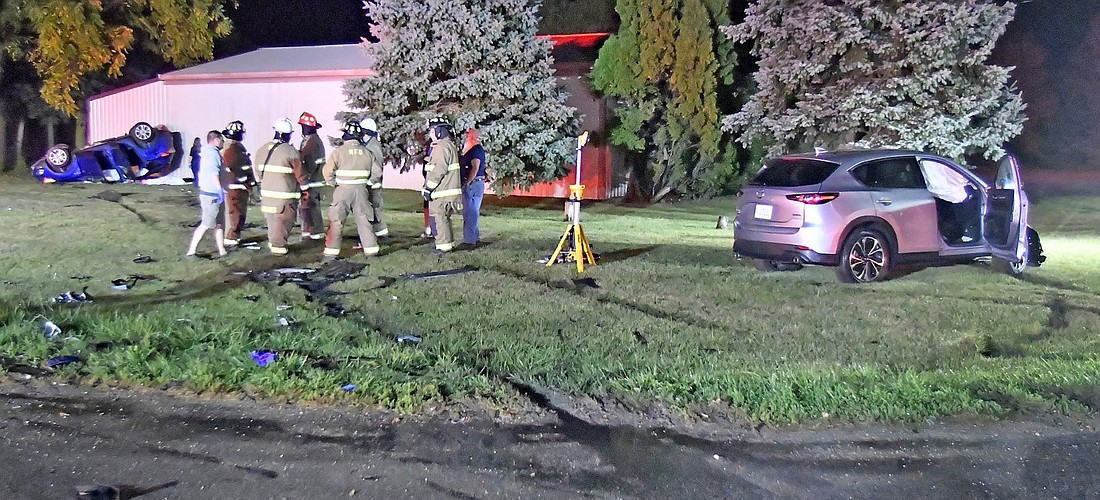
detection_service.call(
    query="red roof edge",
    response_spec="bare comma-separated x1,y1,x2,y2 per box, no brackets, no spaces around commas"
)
537,32,611,49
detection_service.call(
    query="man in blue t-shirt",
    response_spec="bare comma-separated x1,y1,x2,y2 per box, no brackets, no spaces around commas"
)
459,128,487,246
185,130,228,258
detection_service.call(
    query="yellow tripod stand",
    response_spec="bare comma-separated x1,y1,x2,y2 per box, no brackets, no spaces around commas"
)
547,131,596,273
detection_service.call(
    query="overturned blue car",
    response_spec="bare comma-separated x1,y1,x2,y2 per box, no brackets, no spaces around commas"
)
31,122,184,184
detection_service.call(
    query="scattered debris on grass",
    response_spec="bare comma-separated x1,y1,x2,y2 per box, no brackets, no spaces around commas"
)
250,351,277,367
400,266,477,280
633,331,648,345
341,383,357,392
276,316,294,328
46,355,82,368
52,287,93,304
133,255,154,264
395,334,422,346
70,275,91,280
241,295,260,302
37,316,62,339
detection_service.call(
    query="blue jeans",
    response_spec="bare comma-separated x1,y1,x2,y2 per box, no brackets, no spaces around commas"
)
462,178,484,244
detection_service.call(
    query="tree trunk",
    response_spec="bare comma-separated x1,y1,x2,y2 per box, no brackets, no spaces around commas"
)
46,120,56,146
74,104,87,149
0,103,8,171
14,118,25,168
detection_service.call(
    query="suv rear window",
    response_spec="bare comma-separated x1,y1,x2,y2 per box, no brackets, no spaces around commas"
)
751,158,840,187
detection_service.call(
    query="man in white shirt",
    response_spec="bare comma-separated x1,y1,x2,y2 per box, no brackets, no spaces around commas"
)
185,131,229,258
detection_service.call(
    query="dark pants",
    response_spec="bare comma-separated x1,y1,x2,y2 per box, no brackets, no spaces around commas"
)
298,188,324,238
224,189,250,243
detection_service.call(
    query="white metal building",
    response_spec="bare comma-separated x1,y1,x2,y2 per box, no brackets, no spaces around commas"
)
88,44,420,189
88,39,624,197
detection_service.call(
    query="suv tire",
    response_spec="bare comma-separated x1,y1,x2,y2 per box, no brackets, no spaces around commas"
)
837,228,891,283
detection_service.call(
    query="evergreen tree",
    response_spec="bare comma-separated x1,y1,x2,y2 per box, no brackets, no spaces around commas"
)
342,0,578,189
592,0,738,201
726,0,1025,160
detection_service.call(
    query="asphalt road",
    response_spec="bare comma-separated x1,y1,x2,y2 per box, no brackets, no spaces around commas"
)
1,380,1098,499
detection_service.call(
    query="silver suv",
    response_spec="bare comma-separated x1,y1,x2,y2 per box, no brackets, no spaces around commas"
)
732,149,1044,283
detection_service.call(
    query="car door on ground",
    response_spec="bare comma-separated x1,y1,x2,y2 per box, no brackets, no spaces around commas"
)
850,156,940,254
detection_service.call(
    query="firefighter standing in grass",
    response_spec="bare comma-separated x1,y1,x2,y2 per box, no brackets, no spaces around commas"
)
423,121,463,254
361,117,389,239
322,119,380,262
220,120,255,247
256,118,309,255
297,112,327,241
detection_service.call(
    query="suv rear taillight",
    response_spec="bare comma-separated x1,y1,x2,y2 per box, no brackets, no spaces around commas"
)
786,193,839,204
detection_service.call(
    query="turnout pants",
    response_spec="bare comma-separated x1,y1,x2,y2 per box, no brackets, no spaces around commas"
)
263,202,297,255
325,186,379,257
224,188,250,244
429,198,461,252
369,187,389,237
298,188,324,238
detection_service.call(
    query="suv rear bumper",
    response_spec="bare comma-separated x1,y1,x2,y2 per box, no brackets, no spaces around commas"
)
733,239,838,266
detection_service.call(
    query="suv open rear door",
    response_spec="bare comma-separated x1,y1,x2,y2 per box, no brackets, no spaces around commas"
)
983,154,1029,265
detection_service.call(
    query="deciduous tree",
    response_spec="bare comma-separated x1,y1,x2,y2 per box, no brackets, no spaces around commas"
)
3,0,233,116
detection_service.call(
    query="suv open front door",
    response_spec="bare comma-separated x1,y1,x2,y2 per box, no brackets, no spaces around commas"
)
983,154,1029,272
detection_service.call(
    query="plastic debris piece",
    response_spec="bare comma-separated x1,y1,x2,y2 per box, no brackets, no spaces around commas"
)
275,304,292,311
241,295,260,302
133,255,154,264
276,316,293,327
275,267,316,274
400,266,477,281
341,383,357,392
394,334,422,346
46,355,82,368
111,278,132,291
52,287,93,304
75,484,120,500
41,318,62,339
324,303,347,318
70,275,91,280
250,350,277,367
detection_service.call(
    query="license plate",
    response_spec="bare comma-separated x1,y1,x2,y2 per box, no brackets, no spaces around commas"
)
754,204,773,220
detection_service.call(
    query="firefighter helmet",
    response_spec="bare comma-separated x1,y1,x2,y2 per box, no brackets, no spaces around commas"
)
273,118,294,134
362,118,378,134
298,112,321,128
341,119,363,137
426,119,451,140
223,120,245,140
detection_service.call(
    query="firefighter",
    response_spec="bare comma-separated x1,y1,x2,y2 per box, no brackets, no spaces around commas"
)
322,119,380,262
256,118,309,255
220,120,255,247
361,117,389,239
297,112,327,241
422,121,463,254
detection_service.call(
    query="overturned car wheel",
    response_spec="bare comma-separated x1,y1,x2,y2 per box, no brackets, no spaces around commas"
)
44,145,71,170
129,122,155,145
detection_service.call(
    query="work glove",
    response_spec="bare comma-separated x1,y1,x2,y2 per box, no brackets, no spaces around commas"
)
421,189,433,202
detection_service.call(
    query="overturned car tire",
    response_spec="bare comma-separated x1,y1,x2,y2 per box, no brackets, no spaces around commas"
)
129,122,155,145
44,145,71,171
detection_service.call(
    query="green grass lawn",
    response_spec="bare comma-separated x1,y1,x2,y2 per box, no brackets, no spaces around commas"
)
1,170,1098,424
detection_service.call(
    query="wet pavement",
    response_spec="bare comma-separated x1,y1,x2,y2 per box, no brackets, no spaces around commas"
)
1,381,1098,499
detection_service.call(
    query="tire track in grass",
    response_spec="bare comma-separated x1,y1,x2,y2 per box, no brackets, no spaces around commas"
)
478,264,731,332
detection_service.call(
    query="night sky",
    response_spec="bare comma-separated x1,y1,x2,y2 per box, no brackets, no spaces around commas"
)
218,0,1099,170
